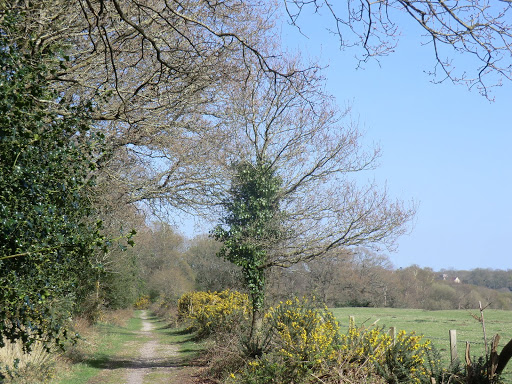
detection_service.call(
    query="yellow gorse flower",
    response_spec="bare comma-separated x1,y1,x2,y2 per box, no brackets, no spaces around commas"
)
177,290,250,336
266,296,340,369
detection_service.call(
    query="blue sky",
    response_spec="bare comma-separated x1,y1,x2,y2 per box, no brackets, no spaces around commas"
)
279,11,512,271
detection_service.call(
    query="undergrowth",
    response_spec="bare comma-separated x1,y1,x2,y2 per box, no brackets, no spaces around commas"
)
177,291,505,384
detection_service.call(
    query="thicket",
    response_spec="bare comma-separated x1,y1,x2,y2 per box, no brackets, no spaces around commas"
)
176,291,505,384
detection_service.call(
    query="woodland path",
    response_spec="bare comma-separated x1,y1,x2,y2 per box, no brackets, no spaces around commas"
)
83,310,201,384
124,310,178,384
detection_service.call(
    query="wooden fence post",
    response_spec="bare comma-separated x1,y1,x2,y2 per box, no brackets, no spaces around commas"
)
449,329,458,363
389,326,396,346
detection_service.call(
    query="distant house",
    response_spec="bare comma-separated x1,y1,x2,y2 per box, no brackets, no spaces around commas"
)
440,274,461,284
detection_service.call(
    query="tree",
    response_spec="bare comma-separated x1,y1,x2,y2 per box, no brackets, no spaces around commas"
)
213,159,284,350
211,53,414,349
0,10,104,350
216,60,415,269
2,0,287,218
136,223,195,301
185,235,243,292
2,0,510,232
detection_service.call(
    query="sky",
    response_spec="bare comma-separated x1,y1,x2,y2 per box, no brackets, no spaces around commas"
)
178,6,511,272
277,8,512,271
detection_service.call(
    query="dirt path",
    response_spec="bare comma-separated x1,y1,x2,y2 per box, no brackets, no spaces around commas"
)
83,310,200,384
124,310,177,383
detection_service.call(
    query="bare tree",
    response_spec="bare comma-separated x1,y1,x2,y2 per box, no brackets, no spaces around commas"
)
3,0,510,221
285,0,512,98
215,59,416,269
2,0,296,216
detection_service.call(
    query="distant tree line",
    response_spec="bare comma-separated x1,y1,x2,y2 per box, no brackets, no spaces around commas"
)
440,268,512,292
268,258,512,311
124,224,512,312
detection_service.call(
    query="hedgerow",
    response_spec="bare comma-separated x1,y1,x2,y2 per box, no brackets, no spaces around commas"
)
177,292,499,384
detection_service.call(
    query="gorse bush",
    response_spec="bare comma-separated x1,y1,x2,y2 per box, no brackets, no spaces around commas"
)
178,290,250,337
181,293,501,383
231,297,341,383
229,296,449,384
330,320,444,383
266,297,340,369
133,295,150,310
374,330,443,383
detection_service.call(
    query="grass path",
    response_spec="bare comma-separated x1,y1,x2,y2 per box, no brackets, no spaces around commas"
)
124,310,178,384
54,310,203,384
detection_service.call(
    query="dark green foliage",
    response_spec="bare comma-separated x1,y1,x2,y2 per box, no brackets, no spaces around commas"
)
0,11,103,351
101,253,142,309
212,159,284,310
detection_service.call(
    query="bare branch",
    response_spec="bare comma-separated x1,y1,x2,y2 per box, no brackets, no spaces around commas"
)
285,0,512,98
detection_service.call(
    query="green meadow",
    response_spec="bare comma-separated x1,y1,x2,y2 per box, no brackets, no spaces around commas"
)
332,307,512,378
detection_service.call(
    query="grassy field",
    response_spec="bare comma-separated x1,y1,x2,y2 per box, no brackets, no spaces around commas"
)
332,307,512,379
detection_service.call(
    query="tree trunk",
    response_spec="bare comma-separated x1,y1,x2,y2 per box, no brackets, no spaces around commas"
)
247,305,264,357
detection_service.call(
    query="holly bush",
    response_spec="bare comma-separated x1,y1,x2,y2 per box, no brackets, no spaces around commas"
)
0,10,104,352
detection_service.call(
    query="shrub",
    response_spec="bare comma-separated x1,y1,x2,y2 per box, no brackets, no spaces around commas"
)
266,297,340,369
230,296,340,383
177,290,250,337
231,307,447,384
151,294,179,324
328,320,444,383
374,330,443,383
133,295,150,309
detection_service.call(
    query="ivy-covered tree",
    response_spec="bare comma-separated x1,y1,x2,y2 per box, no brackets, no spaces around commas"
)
0,11,103,351
212,159,284,351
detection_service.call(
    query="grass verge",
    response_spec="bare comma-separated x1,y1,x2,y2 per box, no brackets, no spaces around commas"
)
51,310,139,384
52,310,204,384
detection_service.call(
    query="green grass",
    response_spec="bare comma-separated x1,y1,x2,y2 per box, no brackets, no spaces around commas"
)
52,312,145,384
332,307,512,379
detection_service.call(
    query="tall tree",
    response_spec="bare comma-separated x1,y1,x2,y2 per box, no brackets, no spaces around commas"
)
211,56,414,351
2,0,286,218
0,10,103,350
2,0,510,229
216,60,416,269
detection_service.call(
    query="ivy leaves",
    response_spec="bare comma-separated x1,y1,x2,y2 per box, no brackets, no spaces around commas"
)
213,160,284,310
